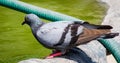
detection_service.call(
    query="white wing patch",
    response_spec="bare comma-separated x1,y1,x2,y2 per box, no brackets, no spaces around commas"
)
77,26,84,36
63,27,72,46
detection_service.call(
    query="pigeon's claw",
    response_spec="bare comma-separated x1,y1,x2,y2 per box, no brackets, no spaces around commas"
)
46,52,62,59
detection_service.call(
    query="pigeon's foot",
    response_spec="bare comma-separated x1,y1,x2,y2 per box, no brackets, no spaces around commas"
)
46,51,62,59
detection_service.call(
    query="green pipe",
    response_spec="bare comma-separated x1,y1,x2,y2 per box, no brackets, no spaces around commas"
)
98,39,120,63
0,0,83,22
0,0,120,62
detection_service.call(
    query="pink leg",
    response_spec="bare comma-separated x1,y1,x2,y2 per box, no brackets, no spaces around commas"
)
46,51,62,59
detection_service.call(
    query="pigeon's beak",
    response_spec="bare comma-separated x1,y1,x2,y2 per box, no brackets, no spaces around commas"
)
22,21,26,25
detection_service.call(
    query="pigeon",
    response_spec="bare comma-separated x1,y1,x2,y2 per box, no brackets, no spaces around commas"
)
22,14,119,58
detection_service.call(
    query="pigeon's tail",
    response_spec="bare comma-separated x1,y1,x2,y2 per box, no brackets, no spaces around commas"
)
98,33,119,39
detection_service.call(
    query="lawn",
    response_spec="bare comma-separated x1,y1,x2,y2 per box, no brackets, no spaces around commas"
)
0,0,106,63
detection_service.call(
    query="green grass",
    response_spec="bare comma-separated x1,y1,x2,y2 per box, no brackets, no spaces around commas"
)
0,0,106,63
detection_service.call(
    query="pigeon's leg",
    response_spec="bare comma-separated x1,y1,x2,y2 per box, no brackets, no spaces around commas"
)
46,50,66,59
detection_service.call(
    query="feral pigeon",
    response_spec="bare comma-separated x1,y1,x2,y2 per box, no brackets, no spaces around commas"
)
22,14,119,58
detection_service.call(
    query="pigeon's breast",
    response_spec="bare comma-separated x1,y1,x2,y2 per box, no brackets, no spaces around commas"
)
36,21,74,48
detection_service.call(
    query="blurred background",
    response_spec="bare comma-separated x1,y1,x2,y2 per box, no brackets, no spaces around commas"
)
0,0,106,63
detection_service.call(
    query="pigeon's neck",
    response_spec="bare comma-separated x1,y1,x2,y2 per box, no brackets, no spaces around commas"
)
30,22,44,34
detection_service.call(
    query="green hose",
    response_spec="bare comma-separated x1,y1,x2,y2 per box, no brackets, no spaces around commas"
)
0,0,82,21
0,0,120,62
98,39,120,63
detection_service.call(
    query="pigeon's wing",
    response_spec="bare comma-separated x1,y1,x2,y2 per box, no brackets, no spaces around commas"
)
66,21,111,45
75,28,110,45
52,22,84,49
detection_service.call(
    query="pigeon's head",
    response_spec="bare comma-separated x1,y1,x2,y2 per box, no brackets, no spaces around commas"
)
22,14,43,26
